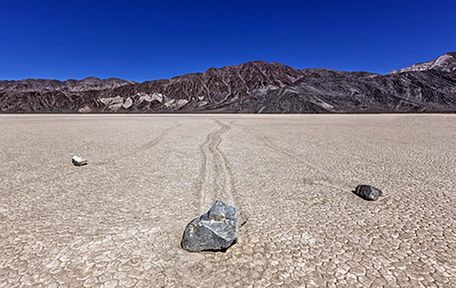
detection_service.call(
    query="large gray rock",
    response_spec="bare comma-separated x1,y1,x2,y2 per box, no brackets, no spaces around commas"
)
353,185,383,201
181,201,248,252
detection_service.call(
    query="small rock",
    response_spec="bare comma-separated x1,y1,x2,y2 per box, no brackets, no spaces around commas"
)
353,185,382,201
181,200,247,252
72,155,88,166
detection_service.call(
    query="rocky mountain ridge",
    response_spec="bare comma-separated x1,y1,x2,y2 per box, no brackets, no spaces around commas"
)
0,77,134,93
391,52,456,74
1,53,455,113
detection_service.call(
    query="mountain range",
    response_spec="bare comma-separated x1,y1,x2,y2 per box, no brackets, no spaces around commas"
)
1,52,455,113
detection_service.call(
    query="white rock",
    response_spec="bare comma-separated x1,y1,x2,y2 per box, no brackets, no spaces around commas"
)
72,156,87,166
137,92,165,103
176,99,189,107
122,97,133,109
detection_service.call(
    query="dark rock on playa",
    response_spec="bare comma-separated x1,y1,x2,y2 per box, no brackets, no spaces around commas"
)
181,201,248,252
353,185,383,201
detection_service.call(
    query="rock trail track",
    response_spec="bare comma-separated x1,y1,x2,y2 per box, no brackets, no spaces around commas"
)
92,122,181,167
6,122,181,189
197,119,237,213
235,123,362,195
0,114,455,287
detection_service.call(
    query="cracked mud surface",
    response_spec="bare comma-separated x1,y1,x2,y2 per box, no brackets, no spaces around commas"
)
1,114,455,287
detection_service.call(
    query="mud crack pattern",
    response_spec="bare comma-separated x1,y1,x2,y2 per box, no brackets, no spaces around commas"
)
0,114,455,287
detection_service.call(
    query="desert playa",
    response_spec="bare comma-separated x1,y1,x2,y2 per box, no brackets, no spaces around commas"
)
1,114,455,287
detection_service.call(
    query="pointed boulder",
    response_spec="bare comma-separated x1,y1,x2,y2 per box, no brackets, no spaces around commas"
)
181,201,248,252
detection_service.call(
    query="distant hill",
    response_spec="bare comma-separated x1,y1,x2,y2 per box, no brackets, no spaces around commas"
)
390,52,456,74
1,53,455,113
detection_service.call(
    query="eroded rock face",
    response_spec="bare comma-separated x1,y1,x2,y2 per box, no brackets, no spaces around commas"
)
353,185,383,201
72,156,87,166
181,201,248,252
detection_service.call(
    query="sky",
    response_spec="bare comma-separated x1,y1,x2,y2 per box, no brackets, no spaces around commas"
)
1,0,455,81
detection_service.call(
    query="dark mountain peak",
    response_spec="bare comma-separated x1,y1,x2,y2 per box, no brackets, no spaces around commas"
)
446,51,456,58
160,60,303,86
233,60,282,68
201,60,296,74
233,61,300,73
133,60,305,109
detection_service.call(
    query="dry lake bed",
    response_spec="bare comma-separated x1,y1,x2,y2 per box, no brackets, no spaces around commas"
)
1,114,455,287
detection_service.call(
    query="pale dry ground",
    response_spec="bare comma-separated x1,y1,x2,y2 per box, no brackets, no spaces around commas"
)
0,114,455,288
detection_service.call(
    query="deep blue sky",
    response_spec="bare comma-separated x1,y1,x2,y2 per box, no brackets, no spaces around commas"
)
1,0,455,81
